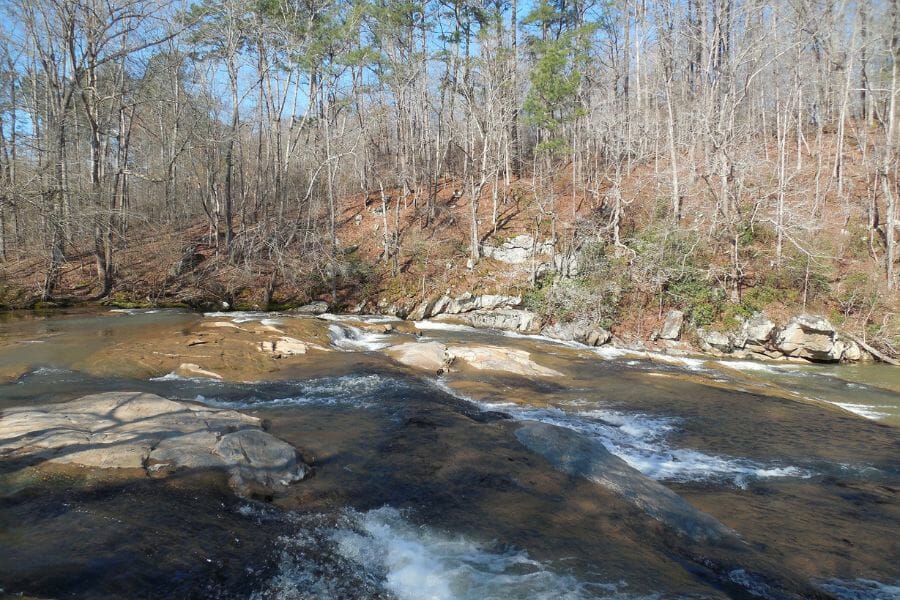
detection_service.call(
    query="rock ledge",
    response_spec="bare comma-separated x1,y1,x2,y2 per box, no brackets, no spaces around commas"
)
0,392,308,496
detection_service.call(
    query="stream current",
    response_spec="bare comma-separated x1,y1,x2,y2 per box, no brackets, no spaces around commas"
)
0,309,898,599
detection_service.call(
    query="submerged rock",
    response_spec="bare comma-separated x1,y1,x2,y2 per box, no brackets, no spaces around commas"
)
514,421,737,544
0,392,308,496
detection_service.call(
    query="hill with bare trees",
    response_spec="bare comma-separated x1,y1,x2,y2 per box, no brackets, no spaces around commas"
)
0,0,897,355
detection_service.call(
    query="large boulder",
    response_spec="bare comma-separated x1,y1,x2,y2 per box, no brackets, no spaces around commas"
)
291,301,329,315
659,310,684,340
447,345,562,378
541,321,611,347
775,315,845,361
0,392,308,496
741,313,776,347
697,329,731,353
384,341,449,372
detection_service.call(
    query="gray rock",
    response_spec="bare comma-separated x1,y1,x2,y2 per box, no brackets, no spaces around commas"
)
442,292,521,315
698,329,732,352
659,310,684,340
458,308,537,332
481,234,535,264
0,392,307,496
776,315,844,361
741,313,775,346
514,422,737,544
292,301,329,315
843,341,863,362
541,321,611,347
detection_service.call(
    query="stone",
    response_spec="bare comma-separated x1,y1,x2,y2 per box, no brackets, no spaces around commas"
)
514,422,737,544
741,313,775,345
541,321,611,347
843,341,862,362
659,310,684,340
291,301,329,315
481,234,534,264
698,329,732,352
447,345,562,378
775,315,844,361
458,309,537,333
384,341,449,372
0,392,308,495
175,363,223,379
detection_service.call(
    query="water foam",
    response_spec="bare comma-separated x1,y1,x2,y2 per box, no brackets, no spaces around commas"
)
203,311,283,325
413,320,479,333
828,402,891,421
194,374,391,410
252,506,644,600
435,380,808,486
328,324,394,351
109,308,163,315
816,578,900,599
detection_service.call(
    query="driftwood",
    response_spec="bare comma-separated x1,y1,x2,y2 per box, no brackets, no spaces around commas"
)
842,331,900,366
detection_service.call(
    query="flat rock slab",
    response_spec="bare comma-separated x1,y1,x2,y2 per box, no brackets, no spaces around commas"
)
0,392,308,496
448,345,563,378
384,341,449,372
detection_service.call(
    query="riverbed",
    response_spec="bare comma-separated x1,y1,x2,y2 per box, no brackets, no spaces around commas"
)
1,309,898,599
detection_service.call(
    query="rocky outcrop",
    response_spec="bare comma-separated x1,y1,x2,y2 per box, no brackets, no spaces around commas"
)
481,234,549,264
408,292,523,321
0,392,308,496
697,329,732,353
698,313,866,363
659,310,684,340
541,321,611,347
774,315,846,361
450,308,537,333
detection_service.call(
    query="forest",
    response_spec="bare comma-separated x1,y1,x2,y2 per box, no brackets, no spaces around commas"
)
0,0,897,351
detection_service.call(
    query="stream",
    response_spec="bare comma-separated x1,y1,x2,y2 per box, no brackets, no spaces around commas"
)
0,309,898,599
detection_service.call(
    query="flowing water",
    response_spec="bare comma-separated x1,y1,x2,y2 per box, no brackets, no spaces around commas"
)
0,309,898,599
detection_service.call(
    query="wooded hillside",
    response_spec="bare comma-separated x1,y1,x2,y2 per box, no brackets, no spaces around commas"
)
0,0,897,350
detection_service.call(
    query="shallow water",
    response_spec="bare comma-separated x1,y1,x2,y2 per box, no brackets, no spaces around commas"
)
1,309,898,599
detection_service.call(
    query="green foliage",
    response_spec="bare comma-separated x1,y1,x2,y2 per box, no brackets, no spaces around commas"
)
666,274,721,328
522,0,596,158
525,241,627,328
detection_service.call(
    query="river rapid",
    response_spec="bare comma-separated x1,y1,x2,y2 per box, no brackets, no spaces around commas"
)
0,309,898,599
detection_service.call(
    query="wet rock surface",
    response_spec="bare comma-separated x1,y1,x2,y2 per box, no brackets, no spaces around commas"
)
0,392,308,495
